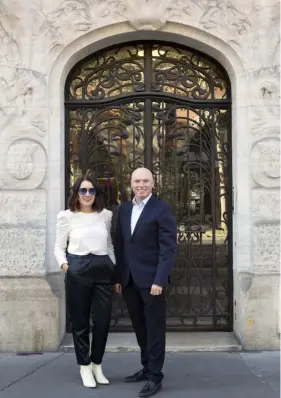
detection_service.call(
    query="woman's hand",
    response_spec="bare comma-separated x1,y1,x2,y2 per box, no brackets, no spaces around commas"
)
115,283,122,295
61,263,69,273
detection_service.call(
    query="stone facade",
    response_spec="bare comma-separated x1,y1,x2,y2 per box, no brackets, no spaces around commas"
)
0,0,279,351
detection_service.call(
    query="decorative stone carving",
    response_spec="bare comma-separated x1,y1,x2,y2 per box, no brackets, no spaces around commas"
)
0,67,47,133
248,0,280,67
6,139,45,180
124,0,167,30
0,2,22,67
250,68,280,137
124,0,201,31
0,0,92,73
200,0,252,34
250,137,280,188
89,0,126,21
252,224,280,273
260,80,277,102
250,66,280,102
161,0,279,69
251,188,280,224
38,0,92,49
260,79,279,114
0,0,127,73
251,125,280,142
166,0,200,19
1,0,280,72
0,129,47,190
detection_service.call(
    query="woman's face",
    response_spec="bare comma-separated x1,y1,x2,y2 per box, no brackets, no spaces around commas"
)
78,180,96,209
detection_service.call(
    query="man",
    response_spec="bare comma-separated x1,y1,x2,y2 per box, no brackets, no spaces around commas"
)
115,167,177,397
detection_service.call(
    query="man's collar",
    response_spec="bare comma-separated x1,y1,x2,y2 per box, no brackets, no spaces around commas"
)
132,193,152,206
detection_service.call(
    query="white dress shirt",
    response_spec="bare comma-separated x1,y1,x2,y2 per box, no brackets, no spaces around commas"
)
54,208,115,268
131,193,152,234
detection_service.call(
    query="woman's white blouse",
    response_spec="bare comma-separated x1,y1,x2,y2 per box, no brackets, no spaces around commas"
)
54,209,116,268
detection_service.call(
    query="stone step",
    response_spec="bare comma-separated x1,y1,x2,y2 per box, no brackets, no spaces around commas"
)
60,332,242,353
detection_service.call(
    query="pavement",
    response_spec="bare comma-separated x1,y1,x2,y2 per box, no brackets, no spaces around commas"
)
0,351,279,398
61,331,242,352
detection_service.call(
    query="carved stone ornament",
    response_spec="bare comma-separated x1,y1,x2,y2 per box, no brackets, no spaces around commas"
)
0,127,47,190
250,136,280,188
260,80,277,102
124,0,167,30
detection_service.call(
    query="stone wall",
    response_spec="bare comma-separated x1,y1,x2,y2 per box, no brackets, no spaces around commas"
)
0,0,279,351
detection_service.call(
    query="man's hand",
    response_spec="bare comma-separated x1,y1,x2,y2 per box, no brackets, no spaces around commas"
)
150,284,162,295
115,283,122,295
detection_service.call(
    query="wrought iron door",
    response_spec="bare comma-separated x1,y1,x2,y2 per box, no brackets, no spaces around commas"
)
65,42,232,331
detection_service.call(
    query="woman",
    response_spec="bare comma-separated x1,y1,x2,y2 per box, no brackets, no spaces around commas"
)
54,172,115,388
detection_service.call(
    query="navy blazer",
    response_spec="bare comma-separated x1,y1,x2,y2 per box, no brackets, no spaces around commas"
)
115,195,177,288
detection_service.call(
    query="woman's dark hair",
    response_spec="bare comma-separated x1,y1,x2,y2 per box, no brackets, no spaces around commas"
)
68,171,104,213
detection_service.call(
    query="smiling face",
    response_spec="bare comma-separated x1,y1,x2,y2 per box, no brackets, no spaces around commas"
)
78,179,96,211
131,168,154,202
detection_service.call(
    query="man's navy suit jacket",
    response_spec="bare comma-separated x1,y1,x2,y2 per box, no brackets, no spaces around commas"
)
115,195,177,288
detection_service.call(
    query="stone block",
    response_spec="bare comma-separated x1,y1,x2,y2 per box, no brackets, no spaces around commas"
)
0,190,46,226
0,278,61,352
252,224,280,273
250,137,280,188
0,227,45,275
251,188,280,224
0,137,47,190
234,271,280,350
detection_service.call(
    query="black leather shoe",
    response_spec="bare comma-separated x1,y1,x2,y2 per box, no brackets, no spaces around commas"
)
124,370,147,383
138,381,162,397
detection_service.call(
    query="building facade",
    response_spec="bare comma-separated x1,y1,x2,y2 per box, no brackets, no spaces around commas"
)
0,0,280,351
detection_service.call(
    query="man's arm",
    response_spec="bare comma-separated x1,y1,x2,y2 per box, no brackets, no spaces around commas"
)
114,205,123,286
153,203,177,287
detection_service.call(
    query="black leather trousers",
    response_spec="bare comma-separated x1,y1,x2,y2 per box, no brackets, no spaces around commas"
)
65,253,114,366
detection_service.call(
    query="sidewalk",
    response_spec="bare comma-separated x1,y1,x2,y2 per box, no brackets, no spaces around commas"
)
0,351,279,398
61,331,242,352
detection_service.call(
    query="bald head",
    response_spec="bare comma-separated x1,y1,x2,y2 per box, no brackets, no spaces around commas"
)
131,167,154,202
131,167,153,182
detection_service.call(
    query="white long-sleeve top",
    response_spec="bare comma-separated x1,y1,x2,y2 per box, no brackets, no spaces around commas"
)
54,209,116,268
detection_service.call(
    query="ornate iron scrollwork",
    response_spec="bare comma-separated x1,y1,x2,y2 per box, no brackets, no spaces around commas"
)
65,42,232,331
151,44,230,100
66,45,145,100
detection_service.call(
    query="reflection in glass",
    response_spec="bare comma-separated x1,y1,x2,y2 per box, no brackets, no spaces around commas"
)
151,103,230,326
69,103,145,204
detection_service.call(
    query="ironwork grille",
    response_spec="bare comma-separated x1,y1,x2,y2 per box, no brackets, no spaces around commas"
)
65,42,232,331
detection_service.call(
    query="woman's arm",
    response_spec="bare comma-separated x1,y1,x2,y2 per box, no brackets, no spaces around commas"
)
106,210,116,265
54,211,70,269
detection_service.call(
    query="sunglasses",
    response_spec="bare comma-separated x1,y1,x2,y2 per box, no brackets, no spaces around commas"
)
78,187,96,196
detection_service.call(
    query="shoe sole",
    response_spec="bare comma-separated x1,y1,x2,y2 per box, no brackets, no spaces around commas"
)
138,384,162,397
82,384,96,388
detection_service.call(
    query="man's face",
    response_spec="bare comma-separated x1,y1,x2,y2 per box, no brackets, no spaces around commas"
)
131,169,154,201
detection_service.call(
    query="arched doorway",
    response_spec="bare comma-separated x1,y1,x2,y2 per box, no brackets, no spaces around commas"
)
65,41,232,331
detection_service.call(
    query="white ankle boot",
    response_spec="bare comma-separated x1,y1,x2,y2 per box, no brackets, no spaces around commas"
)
91,363,109,384
80,364,96,388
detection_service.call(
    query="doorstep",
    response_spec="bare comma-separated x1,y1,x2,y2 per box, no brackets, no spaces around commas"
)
60,332,242,353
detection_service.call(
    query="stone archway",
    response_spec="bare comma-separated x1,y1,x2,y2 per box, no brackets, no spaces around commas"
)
0,2,278,353
47,22,253,346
